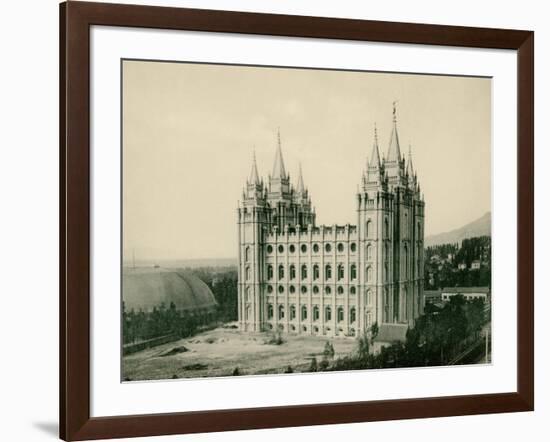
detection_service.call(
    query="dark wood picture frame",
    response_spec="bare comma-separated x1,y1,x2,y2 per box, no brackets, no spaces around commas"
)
60,1,534,440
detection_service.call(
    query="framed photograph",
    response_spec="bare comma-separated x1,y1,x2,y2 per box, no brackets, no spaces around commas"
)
60,1,534,440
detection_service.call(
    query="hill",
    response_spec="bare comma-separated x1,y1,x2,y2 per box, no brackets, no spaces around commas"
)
425,212,491,247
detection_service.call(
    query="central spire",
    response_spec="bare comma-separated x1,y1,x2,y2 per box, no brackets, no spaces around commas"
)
386,101,402,162
271,128,287,179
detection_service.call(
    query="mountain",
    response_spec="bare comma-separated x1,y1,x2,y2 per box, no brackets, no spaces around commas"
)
425,212,491,247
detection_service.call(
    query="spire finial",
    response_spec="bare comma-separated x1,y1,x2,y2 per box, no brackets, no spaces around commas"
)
392,100,398,123
374,122,378,143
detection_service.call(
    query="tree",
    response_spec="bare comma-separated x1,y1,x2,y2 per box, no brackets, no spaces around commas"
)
323,341,335,359
309,357,318,372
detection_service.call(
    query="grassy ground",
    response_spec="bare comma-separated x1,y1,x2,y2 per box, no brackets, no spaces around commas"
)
122,324,358,381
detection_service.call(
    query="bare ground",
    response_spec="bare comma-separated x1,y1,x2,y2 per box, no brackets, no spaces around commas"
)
122,324,358,381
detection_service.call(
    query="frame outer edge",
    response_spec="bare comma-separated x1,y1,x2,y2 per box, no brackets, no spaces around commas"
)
60,1,535,440
59,2,67,440
516,31,534,410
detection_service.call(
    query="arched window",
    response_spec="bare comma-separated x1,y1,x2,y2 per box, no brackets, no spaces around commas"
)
417,222,422,238
301,264,307,280
325,306,332,321
350,307,357,323
266,245,273,254
366,243,373,260
301,285,307,294
278,265,285,280
350,264,357,280
313,305,320,321
267,265,273,280
289,244,296,254
301,305,308,320
366,219,372,238
278,305,285,320
384,217,389,239
350,242,357,253
278,285,284,294
350,286,356,295
245,305,251,320
267,304,274,319
325,286,332,295
325,243,332,253
245,286,251,302
290,265,296,280
289,285,296,294
366,289,372,305
313,264,320,280
245,266,251,281
290,305,296,320
313,285,320,294
313,244,320,253
404,213,408,237
366,266,372,282
384,242,389,261
385,263,389,282
278,245,284,254
337,307,344,322
325,264,332,280
267,285,273,294
337,286,344,295
245,246,250,262
337,243,344,253
337,264,344,280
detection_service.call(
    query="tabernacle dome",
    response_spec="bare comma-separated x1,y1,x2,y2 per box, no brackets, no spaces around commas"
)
122,267,218,313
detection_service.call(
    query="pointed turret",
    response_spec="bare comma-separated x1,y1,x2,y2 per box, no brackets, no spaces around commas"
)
296,163,305,194
248,150,260,185
369,123,381,168
271,129,287,179
386,101,402,163
406,144,414,177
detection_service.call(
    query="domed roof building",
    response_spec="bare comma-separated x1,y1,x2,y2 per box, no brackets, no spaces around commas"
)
123,267,218,313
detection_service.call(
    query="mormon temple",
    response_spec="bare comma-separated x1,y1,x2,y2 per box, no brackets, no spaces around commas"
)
237,105,425,338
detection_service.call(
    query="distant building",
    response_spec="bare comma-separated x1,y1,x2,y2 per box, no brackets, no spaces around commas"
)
471,260,481,270
122,267,218,314
441,287,490,303
237,105,425,338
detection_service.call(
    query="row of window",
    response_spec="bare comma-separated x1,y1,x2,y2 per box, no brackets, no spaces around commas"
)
265,263,358,281
265,284,358,295
265,242,358,255
266,304,358,323
250,243,389,262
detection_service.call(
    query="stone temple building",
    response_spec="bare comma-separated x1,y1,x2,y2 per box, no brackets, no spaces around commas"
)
237,106,425,338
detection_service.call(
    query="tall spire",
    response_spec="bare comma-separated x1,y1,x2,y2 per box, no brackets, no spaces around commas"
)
296,163,305,194
271,128,287,179
406,144,415,177
248,149,260,184
386,101,402,162
369,123,381,168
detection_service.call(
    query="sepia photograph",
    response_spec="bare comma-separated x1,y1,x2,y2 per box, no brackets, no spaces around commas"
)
121,59,492,382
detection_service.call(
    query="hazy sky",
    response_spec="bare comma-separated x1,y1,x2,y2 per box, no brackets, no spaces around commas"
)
123,60,491,260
